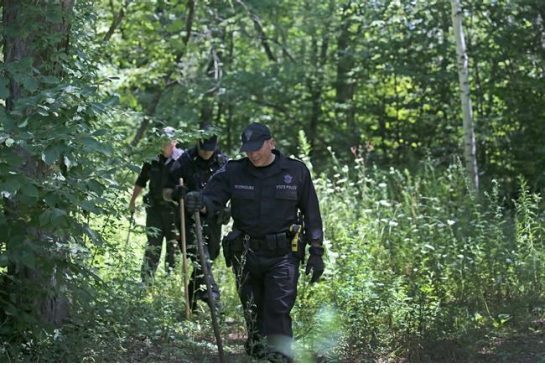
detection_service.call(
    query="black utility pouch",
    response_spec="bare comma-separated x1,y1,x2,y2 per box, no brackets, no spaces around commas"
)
222,230,241,267
265,232,290,256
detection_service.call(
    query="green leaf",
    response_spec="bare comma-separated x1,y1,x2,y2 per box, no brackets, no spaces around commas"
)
39,210,50,226
166,19,184,33
50,208,67,225
20,181,39,198
42,143,65,165
86,179,105,195
81,136,112,154
0,175,21,194
44,192,60,207
83,224,100,244
42,76,60,84
39,208,67,227
21,75,38,92
17,118,28,128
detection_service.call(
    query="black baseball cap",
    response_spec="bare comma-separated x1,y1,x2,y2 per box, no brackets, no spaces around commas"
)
240,122,272,152
199,135,218,151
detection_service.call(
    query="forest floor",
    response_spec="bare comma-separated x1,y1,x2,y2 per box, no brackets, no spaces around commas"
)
120,309,545,363
119,302,255,363
411,318,545,363
469,322,545,362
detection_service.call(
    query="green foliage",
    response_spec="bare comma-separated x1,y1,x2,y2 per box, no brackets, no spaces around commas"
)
289,155,545,361
3,0,545,362
3,153,545,362
0,0,135,335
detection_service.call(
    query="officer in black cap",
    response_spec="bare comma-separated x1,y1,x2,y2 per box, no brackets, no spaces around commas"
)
165,133,229,311
129,127,184,283
181,122,325,362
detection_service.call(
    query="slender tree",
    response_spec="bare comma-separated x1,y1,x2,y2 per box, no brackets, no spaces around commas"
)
335,1,358,146
451,0,479,191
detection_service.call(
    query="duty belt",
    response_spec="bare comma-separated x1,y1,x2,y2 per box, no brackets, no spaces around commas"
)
144,194,173,207
242,231,292,253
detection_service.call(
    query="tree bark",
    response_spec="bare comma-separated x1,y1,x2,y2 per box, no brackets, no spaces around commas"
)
451,0,479,191
306,20,331,155
2,0,74,326
103,0,133,42
335,1,358,146
235,0,277,62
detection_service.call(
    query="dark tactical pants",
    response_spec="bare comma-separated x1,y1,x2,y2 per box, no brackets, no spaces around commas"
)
233,249,300,360
141,203,178,282
181,213,222,307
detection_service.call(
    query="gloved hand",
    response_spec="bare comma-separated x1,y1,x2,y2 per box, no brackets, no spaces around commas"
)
305,245,324,284
185,191,204,212
217,206,231,225
171,185,188,201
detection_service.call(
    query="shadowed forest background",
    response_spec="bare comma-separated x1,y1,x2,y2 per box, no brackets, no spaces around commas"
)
1,0,545,362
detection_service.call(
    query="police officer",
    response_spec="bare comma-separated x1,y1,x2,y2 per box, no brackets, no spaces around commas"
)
166,134,229,311
129,127,183,283
182,122,325,362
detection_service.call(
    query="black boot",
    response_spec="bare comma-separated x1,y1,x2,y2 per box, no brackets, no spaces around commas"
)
266,351,293,363
245,335,267,360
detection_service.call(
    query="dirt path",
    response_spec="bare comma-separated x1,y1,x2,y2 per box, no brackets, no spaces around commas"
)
472,324,545,362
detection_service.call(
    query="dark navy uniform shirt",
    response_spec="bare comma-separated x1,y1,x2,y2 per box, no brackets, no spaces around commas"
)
167,146,229,192
135,148,183,204
202,149,323,244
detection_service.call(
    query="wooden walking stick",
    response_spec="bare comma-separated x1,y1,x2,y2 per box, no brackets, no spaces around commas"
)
124,211,134,253
179,178,191,319
194,211,225,362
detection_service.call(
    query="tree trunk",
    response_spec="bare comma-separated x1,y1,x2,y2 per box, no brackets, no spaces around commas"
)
305,0,333,158
451,0,479,191
2,0,74,326
200,7,224,130
335,2,358,147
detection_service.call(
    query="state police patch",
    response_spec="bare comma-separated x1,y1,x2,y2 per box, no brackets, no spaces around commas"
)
284,174,293,184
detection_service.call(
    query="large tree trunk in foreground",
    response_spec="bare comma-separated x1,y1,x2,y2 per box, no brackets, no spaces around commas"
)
2,0,74,326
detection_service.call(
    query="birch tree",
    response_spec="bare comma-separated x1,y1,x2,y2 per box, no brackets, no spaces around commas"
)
451,0,479,191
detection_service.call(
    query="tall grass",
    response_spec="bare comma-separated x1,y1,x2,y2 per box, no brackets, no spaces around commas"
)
4,141,545,362
294,148,545,361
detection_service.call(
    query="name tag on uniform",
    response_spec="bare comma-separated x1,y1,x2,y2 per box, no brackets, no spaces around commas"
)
275,184,297,191
234,184,255,190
